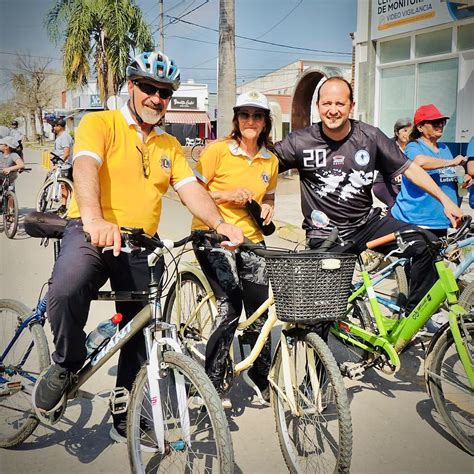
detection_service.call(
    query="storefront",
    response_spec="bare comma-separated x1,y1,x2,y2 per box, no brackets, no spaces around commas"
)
354,0,474,153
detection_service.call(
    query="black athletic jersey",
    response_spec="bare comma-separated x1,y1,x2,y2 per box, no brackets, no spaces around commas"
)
274,120,411,237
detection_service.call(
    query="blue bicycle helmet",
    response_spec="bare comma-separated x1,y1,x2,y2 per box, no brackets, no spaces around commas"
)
126,51,181,91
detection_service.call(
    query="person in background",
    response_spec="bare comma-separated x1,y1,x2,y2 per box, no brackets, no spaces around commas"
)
0,136,25,186
9,120,24,158
373,117,411,209
391,104,470,239
52,119,73,165
192,91,279,408
466,137,474,209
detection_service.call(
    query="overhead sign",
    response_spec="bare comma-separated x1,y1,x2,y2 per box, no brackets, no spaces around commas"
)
171,97,198,110
371,1,474,40
90,95,102,108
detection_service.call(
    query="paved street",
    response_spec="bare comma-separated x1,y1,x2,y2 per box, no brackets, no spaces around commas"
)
1,148,472,473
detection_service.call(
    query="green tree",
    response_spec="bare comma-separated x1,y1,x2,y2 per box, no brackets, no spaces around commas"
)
45,0,154,107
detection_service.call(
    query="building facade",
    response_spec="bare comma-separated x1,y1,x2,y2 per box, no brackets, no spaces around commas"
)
354,0,474,153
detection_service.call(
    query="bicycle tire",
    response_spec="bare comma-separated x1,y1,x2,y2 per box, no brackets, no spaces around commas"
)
272,331,352,473
164,272,214,364
328,298,374,366
3,190,19,239
459,282,474,313
36,177,73,217
127,350,234,473
0,299,50,448
425,321,474,455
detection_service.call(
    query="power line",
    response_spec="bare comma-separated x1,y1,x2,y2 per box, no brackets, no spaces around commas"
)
164,15,351,55
151,0,210,35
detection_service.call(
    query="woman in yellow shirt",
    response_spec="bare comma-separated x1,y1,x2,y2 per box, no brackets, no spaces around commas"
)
192,91,279,408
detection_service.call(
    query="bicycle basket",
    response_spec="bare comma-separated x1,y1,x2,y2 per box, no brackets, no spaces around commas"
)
262,250,357,324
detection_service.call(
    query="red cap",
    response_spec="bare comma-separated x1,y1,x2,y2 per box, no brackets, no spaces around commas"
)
111,313,123,324
413,104,449,125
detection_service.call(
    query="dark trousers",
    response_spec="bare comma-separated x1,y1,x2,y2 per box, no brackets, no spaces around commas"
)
193,241,271,392
47,219,162,425
309,213,438,338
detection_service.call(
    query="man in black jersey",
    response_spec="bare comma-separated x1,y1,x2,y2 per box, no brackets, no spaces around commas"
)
274,76,462,323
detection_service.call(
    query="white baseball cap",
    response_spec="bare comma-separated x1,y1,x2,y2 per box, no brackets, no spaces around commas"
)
0,136,19,149
234,91,270,111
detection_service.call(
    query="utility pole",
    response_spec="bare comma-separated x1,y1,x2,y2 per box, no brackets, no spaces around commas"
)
160,0,164,51
217,0,236,138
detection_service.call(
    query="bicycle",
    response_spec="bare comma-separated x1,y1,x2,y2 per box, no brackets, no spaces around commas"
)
328,216,474,454
0,168,31,239
36,152,74,217
164,230,354,472
0,213,234,473
191,138,208,162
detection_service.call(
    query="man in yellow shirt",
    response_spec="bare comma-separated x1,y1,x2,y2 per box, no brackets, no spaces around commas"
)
34,51,243,443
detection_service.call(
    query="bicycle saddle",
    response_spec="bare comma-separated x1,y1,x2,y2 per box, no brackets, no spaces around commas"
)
24,211,67,239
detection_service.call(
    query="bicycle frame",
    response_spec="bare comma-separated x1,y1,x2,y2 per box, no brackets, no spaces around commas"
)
173,265,324,416
331,253,474,388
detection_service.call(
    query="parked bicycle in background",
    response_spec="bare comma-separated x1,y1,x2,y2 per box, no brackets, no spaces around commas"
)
36,152,74,217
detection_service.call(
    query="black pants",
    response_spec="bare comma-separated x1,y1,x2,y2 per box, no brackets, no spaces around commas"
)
193,240,271,393
47,219,163,425
309,213,438,338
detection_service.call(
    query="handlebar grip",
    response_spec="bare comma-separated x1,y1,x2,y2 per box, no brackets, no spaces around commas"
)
317,227,339,252
366,233,396,250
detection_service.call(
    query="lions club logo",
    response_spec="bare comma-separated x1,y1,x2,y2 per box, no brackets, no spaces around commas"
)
261,172,270,184
354,150,370,167
161,156,171,169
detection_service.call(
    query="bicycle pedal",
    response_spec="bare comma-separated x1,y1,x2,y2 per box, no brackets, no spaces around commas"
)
109,387,129,415
340,362,365,380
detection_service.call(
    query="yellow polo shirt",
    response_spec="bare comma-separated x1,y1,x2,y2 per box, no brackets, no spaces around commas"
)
68,104,195,235
192,139,278,242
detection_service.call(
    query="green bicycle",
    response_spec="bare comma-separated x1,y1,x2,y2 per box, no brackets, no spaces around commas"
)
330,216,473,454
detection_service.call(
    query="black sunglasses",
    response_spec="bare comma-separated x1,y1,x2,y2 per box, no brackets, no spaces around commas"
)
237,111,266,121
133,81,173,100
424,118,447,127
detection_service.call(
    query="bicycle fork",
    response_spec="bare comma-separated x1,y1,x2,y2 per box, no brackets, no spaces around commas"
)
144,323,191,454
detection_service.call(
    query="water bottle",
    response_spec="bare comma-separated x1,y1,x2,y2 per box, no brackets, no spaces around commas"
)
85,313,123,356
455,165,468,198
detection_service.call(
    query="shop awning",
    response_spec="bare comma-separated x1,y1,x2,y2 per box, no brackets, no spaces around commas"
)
165,111,211,125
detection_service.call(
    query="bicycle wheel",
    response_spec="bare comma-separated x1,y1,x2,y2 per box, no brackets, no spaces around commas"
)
0,299,50,447
328,299,374,366
191,143,205,162
3,190,19,239
127,350,234,473
36,177,73,217
425,321,474,454
272,331,352,473
369,256,409,319
459,282,474,313
164,273,214,363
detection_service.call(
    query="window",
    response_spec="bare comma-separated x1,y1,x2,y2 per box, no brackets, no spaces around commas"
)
458,24,474,51
415,29,452,58
379,65,415,137
416,58,458,142
380,37,411,63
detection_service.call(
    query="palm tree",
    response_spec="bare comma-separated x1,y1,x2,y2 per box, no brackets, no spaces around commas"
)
45,0,154,107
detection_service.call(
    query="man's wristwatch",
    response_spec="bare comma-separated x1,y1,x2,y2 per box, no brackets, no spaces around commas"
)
213,217,225,231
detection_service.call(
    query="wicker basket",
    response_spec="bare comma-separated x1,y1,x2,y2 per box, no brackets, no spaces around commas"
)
262,250,356,324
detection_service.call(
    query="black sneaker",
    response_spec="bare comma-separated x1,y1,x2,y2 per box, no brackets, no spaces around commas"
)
34,364,73,411
247,367,270,403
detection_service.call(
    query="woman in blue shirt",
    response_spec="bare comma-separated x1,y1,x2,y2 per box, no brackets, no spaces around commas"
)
392,104,469,237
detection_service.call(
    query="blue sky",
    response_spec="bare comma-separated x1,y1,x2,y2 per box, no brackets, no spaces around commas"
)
0,0,357,100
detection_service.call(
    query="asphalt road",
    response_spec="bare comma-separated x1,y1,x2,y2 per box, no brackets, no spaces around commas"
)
0,148,472,473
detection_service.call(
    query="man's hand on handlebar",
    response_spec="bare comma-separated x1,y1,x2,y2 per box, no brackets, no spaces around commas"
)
84,217,122,256
215,222,244,251
443,200,463,229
